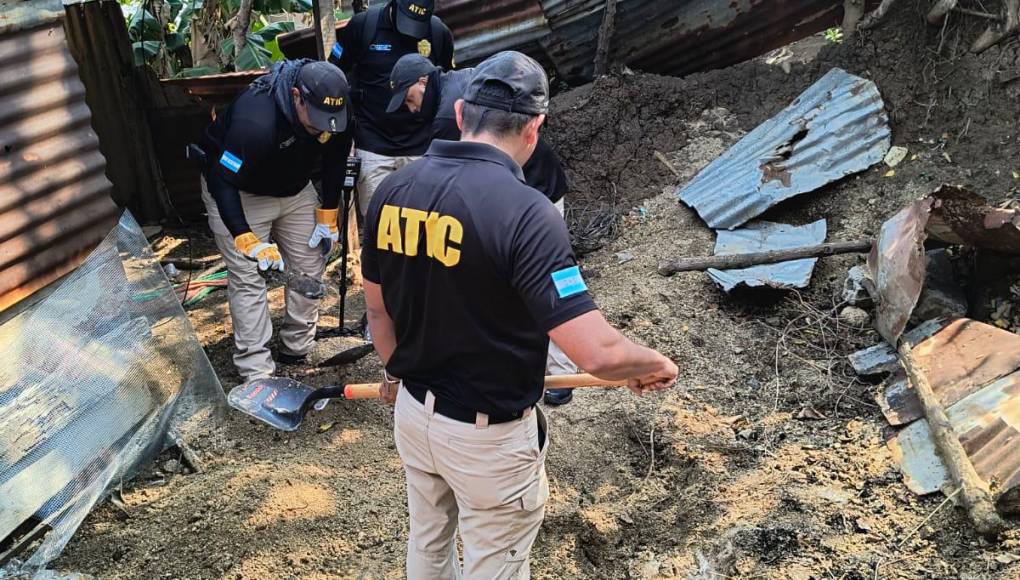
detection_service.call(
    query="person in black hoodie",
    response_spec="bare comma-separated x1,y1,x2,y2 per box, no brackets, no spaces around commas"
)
201,60,352,379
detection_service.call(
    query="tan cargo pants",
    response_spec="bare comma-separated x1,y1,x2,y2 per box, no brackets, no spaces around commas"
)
356,149,421,217
202,182,324,379
394,385,549,579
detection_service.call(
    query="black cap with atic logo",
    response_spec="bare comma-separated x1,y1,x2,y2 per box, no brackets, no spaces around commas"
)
386,53,438,113
394,0,433,39
296,61,350,133
462,51,549,115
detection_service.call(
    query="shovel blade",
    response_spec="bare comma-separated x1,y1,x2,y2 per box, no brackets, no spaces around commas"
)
228,377,317,432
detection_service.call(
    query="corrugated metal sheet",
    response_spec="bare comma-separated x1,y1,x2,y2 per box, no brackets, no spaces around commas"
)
890,368,1020,510
878,319,1020,426
0,18,120,312
274,0,860,84
706,219,826,292
677,68,891,230
867,199,933,346
927,185,1020,254
161,70,264,103
438,0,549,64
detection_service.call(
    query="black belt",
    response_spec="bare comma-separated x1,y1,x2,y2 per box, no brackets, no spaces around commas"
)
403,381,531,425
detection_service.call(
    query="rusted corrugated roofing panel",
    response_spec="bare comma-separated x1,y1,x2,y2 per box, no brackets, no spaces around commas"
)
878,319,1020,426
0,18,120,312
273,0,856,86
677,68,891,230
890,368,1020,510
707,219,826,292
437,0,549,64
927,185,1020,254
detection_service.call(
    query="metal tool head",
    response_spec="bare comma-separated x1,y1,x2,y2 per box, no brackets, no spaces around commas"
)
227,377,318,431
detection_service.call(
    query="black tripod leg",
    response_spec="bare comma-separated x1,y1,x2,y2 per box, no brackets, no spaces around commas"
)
337,189,351,333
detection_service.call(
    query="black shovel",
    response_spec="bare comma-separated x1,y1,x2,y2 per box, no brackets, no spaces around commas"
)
228,373,628,431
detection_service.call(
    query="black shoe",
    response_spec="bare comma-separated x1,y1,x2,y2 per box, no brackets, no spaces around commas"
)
276,352,307,365
544,388,573,406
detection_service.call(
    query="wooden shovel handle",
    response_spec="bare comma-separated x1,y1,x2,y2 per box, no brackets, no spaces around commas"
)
343,373,627,400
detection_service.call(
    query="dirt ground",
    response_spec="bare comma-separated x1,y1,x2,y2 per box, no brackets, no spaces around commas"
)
53,2,1020,579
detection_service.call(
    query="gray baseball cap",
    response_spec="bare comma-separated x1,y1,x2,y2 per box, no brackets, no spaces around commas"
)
386,53,438,113
462,51,549,115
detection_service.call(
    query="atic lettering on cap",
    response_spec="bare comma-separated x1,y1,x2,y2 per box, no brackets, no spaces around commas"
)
322,96,344,107
408,3,427,15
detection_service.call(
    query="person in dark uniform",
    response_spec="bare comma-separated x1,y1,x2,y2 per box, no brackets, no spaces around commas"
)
328,0,454,217
200,59,353,380
361,51,678,579
386,52,579,405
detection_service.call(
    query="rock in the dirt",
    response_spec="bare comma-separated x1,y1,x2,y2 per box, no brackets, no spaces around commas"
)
884,145,909,167
162,459,181,474
615,250,635,264
842,265,871,305
839,306,870,327
911,250,967,322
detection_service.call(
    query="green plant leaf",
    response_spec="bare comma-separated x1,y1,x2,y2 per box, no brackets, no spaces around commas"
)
235,38,273,70
266,38,284,61
175,65,221,78
174,0,202,35
255,20,294,42
165,32,188,51
128,7,162,42
132,40,162,66
220,33,272,70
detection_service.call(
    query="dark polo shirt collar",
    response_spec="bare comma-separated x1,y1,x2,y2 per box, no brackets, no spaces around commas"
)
425,139,525,182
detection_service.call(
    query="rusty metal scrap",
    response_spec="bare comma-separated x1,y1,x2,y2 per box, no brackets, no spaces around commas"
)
878,319,1020,426
706,220,826,292
866,198,934,346
677,68,891,230
0,17,120,313
926,185,1020,254
275,0,857,84
890,368,1020,510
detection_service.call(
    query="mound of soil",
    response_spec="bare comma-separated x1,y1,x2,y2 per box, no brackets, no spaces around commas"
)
547,2,1020,240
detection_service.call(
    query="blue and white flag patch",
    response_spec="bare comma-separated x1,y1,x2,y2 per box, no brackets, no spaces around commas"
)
219,151,243,173
331,42,343,59
551,266,587,299
369,43,392,52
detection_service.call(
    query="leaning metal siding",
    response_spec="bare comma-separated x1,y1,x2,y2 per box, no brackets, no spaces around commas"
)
0,18,120,312
277,0,858,83
677,68,891,230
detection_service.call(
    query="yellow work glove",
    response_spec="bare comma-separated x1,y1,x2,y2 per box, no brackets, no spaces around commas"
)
308,207,339,254
234,232,285,272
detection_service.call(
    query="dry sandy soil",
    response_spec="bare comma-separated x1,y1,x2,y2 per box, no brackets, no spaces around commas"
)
54,2,1020,578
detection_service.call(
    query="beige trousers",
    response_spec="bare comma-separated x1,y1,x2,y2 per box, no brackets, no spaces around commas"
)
202,182,325,379
356,149,421,217
394,385,549,579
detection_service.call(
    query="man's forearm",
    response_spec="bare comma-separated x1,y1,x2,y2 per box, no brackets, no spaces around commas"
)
583,331,669,381
366,309,397,366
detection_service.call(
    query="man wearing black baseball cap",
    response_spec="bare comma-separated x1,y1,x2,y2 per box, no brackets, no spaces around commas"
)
200,59,354,380
362,51,679,578
387,52,581,407
328,0,453,219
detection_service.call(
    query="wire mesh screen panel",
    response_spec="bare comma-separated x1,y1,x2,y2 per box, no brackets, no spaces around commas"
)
0,211,224,575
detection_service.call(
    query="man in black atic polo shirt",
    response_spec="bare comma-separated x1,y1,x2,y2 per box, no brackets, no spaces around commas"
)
386,53,579,406
361,51,678,579
201,60,352,380
328,0,454,218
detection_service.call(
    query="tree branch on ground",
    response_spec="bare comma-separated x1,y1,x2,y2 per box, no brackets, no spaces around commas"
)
842,0,866,36
972,0,1020,53
859,0,898,30
927,0,958,24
